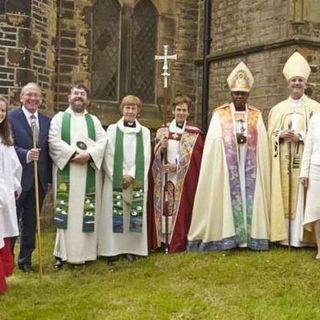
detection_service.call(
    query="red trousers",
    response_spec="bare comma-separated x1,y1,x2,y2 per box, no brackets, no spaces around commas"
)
0,238,15,293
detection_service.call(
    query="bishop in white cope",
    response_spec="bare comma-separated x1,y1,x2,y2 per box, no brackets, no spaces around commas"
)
188,62,270,251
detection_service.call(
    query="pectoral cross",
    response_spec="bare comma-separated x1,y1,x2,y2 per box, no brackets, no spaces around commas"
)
172,133,179,139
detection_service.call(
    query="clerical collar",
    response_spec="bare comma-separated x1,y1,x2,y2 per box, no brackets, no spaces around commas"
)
232,103,247,112
234,106,246,112
176,121,184,129
124,120,136,128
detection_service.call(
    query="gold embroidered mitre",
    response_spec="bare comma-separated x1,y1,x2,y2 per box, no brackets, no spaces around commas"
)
283,52,311,81
227,62,254,92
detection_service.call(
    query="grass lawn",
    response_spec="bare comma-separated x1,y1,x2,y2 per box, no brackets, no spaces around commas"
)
1,228,320,320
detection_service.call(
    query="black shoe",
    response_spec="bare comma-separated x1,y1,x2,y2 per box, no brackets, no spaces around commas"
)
54,258,63,270
19,264,33,273
125,254,136,262
106,256,118,266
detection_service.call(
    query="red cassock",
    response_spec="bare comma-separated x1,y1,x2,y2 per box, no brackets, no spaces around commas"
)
0,238,15,293
148,123,204,252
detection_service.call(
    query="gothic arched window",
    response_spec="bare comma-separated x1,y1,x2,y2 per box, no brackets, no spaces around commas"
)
130,0,158,104
92,0,121,102
91,0,158,107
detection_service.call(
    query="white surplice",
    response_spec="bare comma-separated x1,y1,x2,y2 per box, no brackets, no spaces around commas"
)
166,120,185,185
49,107,106,263
0,168,5,249
160,120,185,241
0,140,22,249
98,117,151,257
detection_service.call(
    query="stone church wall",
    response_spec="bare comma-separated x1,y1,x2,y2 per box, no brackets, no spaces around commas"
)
54,0,200,129
0,0,319,128
0,0,56,114
195,0,320,127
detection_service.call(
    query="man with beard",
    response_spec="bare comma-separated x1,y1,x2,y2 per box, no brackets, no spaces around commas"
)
268,52,320,246
188,62,270,251
49,84,106,269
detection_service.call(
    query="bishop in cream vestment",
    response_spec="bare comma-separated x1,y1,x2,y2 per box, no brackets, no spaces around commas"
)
268,52,320,246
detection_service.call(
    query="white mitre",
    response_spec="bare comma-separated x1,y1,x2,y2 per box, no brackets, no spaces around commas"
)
283,52,311,81
227,62,254,92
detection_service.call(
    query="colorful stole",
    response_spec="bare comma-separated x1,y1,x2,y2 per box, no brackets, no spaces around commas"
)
112,126,144,233
152,126,199,246
54,112,96,232
217,105,259,244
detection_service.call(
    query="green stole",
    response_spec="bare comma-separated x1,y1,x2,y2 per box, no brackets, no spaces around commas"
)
54,112,96,232
112,126,144,233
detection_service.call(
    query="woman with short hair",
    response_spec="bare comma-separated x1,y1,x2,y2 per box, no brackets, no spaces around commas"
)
98,95,151,263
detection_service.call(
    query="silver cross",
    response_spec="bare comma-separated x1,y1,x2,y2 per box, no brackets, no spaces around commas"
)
155,45,177,88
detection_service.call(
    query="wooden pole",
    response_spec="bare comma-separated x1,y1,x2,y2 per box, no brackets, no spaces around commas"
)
31,120,43,277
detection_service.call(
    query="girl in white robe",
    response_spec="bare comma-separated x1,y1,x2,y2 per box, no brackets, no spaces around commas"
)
0,95,22,293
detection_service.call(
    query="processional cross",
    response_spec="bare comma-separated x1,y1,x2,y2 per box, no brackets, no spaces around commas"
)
155,45,177,125
154,45,177,254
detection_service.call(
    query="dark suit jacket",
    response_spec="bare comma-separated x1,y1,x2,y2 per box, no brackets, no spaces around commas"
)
9,107,52,192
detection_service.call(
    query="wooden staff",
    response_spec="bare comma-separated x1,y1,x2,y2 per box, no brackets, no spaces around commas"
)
155,45,177,254
287,120,292,249
31,119,43,277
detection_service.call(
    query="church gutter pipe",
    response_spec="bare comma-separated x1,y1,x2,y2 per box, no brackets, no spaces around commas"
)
55,0,62,113
201,0,212,132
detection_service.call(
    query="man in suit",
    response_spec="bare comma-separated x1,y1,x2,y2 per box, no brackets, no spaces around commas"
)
9,82,52,272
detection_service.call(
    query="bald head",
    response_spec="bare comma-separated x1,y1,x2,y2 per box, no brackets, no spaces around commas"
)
20,82,42,113
20,82,41,97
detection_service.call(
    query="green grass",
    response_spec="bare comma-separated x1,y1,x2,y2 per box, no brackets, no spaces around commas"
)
2,229,320,320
